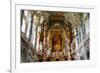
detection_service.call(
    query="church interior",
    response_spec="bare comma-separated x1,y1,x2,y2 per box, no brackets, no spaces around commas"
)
20,10,90,62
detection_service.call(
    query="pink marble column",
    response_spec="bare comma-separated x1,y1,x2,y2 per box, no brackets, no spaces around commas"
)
36,29,41,52
66,37,71,60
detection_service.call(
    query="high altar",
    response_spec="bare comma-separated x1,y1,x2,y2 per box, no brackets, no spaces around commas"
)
47,23,67,61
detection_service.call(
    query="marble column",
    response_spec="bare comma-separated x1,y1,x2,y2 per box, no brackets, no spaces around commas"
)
43,22,47,61
36,26,41,52
31,14,40,62
26,11,32,39
65,37,71,60
32,14,40,49
31,22,36,48
24,10,28,35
